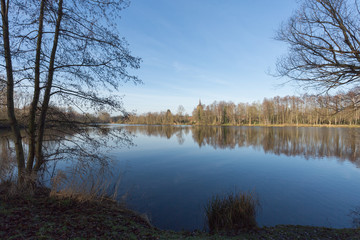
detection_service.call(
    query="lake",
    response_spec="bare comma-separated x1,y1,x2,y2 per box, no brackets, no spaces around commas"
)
1,124,360,231
108,125,360,231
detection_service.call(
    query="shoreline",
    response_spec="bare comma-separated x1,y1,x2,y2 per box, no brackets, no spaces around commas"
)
1,186,359,239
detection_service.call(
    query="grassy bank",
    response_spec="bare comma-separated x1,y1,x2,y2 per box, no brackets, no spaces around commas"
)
1,186,359,239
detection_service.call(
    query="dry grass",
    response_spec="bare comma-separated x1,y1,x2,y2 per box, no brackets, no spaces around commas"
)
50,166,122,203
0,150,36,198
0,150,122,204
205,191,260,233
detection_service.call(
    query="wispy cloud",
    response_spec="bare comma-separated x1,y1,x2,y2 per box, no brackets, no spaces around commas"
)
172,61,202,73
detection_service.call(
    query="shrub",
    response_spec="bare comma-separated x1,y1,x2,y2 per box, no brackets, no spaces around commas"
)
205,191,259,233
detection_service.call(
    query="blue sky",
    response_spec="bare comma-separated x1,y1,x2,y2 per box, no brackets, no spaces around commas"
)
118,0,300,115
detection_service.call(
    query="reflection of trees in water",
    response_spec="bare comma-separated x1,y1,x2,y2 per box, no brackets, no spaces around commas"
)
3,125,359,171
192,126,238,149
123,125,360,166
123,125,186,140
0,126,132,179
350,206,360,228
175,131,185,145
0,131,15,179
192,126,360,166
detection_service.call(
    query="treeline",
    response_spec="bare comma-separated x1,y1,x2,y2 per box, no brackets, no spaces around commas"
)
3,88,359,127
123,87,360,126
0,89,120,128
123,109,190,125
0,103,115,129
0,87,126,128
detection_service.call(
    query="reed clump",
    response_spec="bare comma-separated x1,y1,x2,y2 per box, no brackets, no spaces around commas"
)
205,191,260,233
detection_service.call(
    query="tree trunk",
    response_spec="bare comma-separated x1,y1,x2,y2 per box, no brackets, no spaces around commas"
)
26,0,46,174
34,0,63,172
1,0,25,184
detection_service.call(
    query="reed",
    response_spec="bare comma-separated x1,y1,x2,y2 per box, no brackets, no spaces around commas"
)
205,191,259,232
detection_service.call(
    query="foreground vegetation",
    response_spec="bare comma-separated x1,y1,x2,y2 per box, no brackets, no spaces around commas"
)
205,191,259,233
1,184,359,240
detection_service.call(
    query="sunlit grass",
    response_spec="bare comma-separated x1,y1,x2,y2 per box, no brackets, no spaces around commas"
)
50,166,122,203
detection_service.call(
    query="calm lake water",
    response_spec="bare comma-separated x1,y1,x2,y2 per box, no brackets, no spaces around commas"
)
1,125,360,230
108,125,360,230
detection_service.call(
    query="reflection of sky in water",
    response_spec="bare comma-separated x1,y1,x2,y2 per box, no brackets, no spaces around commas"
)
110,126,360,230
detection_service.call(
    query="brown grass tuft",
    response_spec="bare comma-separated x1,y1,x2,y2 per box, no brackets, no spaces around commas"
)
205,191,260,233
50,168,122,203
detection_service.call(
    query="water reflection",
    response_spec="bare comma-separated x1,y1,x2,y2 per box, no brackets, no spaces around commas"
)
2,125,360,230
0,131,15,180
2,125,359,167
123,125,360,166
350,206,360,228
0,125,133,180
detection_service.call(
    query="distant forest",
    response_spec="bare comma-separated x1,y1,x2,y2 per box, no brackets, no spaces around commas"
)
121,87,360,126
2,87,359,128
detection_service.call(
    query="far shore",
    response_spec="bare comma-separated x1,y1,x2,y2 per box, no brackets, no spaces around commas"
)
2,122,360,132
116,122,360,128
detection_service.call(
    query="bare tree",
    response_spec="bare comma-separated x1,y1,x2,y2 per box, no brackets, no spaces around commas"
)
276,0,360,92
0,0,141,184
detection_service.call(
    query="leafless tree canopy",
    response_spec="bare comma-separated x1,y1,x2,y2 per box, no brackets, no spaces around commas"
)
1,0,141,109
276,0,360,92
0,0,141,184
